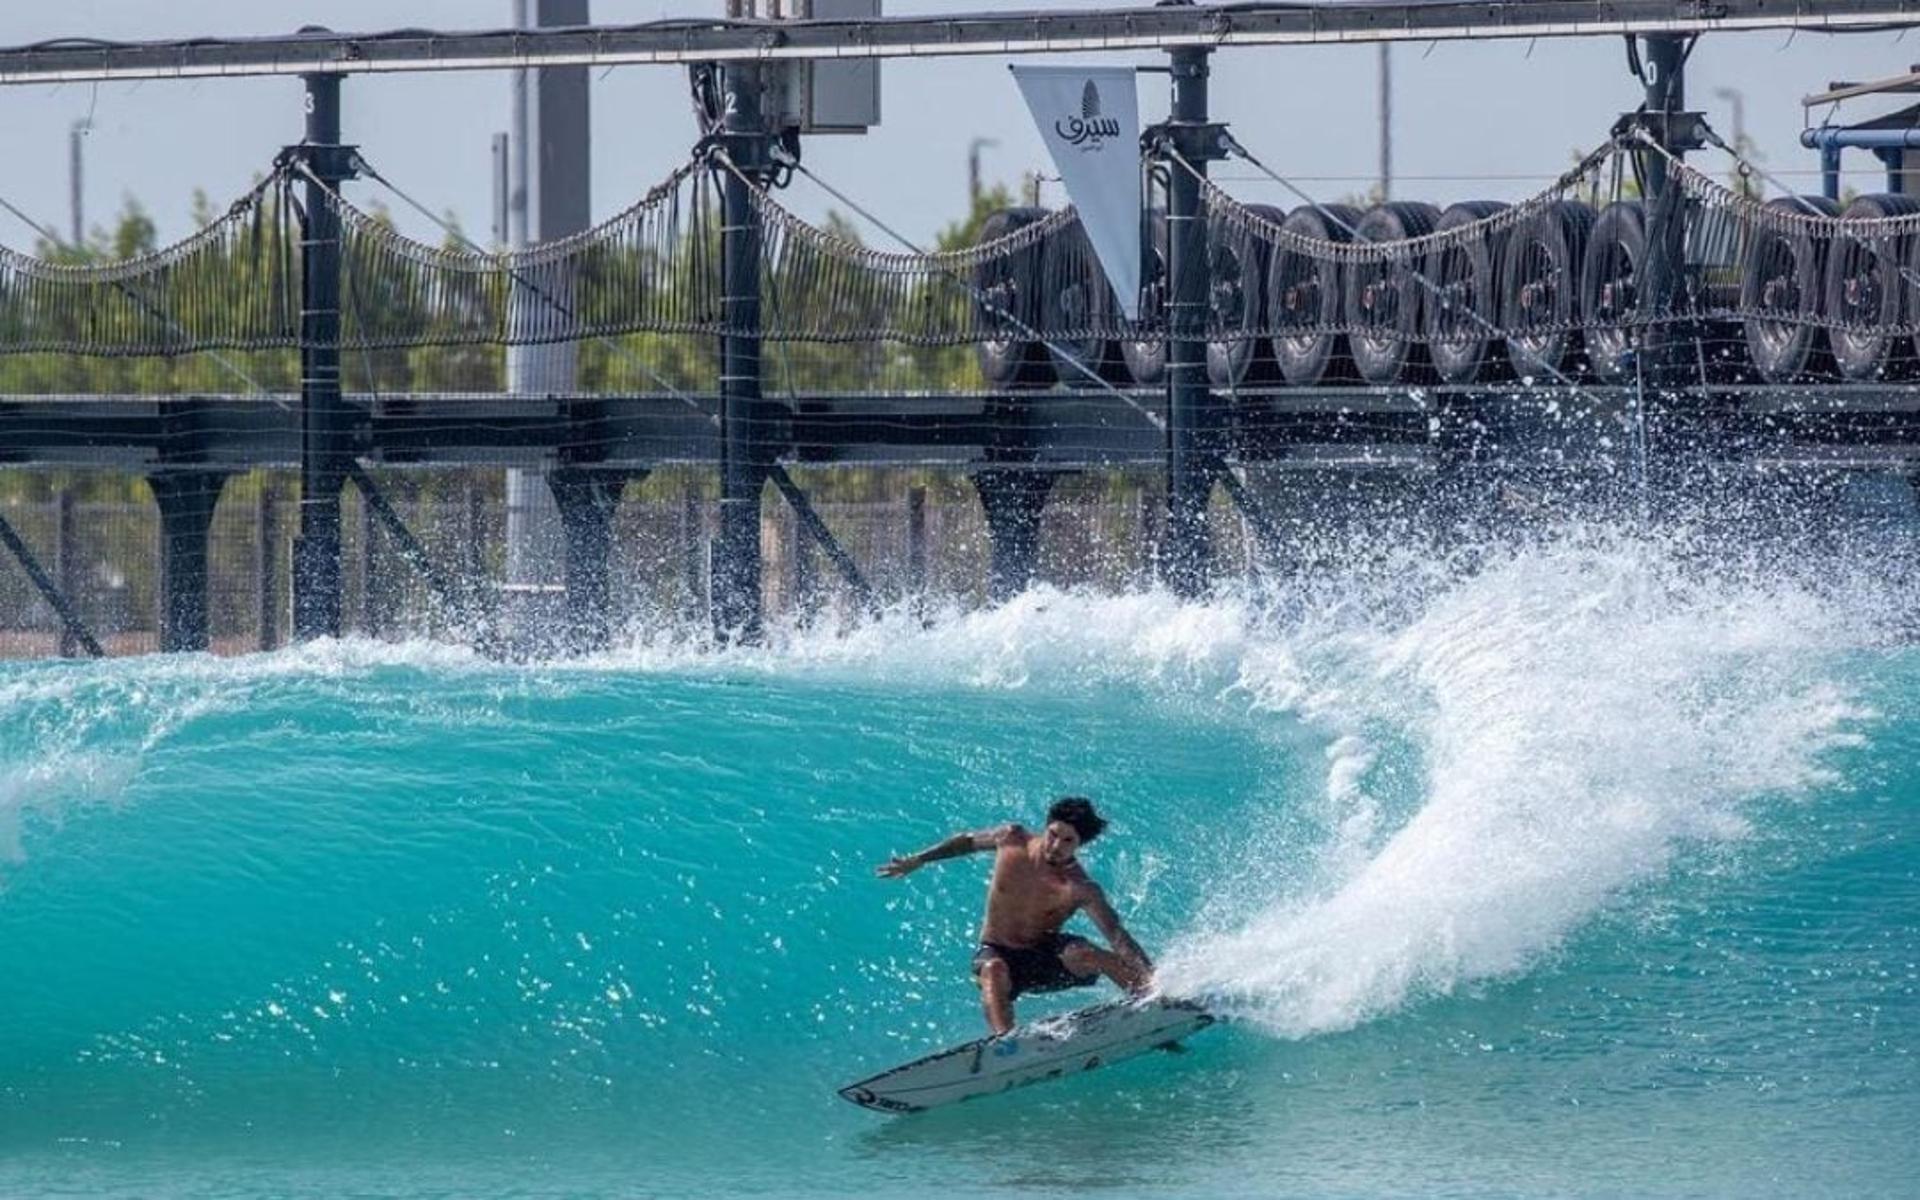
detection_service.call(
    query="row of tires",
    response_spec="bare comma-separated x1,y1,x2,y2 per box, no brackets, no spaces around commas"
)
972,193,1919,389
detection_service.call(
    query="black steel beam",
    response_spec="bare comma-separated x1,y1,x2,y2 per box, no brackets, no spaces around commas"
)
767,463,880,615
0,507,104,656
4,387,1920,469
0,2,1910,82
344,460,472,621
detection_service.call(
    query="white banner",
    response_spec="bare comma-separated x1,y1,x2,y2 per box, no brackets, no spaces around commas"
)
1010,65,1141,320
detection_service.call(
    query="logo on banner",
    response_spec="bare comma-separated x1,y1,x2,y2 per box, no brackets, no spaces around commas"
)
1011,63,1142,319
1056,80,1122,150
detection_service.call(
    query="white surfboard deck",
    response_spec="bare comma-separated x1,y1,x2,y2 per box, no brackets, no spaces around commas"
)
838,996,1214,1114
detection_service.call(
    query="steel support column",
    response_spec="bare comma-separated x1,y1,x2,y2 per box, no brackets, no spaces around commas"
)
291,70,355,640
972,468,1056,603
1163,44,1218,597
549,467,636,652
1636,33,1698,487
712,62,775,643
55,490,80,656
1639,34,1690,349
149,470,228,653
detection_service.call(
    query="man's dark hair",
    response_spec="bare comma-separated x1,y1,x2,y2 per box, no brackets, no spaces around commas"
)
1047,796,1107,843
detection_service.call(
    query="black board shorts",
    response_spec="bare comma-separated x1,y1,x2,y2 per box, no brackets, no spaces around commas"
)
972,933,1099,999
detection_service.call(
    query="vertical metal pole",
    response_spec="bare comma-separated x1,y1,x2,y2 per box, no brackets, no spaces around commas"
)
1642,36,1683,200
511,0,530,247
681,481,703,619
905,484,927,598
55,489,78,657
68,121,86,248
257,482,279,651
1137,484,1159,585
1163,45,1214,598
1640,35,1687,352
292,71,347,640
713,62,770,642
464,479,487,588
1377,44,1392,201
1821,144,1843,202
359,487,380,636
1638,34,1693,499
491,131,511,247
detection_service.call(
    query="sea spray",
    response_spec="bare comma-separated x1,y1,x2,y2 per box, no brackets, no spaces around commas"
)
1158,532,1878,1033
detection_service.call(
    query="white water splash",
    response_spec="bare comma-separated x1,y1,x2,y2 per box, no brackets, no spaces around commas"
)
1156,534,1878,1035
0,752,137,868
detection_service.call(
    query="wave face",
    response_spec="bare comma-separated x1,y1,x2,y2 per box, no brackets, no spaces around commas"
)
1,530,1916,1199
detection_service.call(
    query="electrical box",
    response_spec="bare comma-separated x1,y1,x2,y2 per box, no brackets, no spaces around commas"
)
771,0,881,135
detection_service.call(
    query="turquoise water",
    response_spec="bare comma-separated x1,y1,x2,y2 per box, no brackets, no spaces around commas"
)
2,532,1916,1198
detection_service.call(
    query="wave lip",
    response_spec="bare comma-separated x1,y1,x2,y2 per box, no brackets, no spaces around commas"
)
1160,534,1878,1036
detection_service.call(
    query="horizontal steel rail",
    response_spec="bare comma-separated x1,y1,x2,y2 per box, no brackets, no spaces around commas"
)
3,387,1915,473
0,1,1914,84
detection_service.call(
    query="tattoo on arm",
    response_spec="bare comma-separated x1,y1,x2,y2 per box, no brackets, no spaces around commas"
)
879,824,1019,879
915,833,980,864
918,824,1017,865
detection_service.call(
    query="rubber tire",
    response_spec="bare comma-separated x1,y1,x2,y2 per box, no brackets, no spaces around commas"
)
1208,203,1284,387
1423,200,1510,385
1502,200,1597,380
1580,201,1646,383
1740,196,1839,383
1122,210,1170,385
1826,193,1920,381
1267,203,1363,387
1346,202,1443,385
1041,220,1125,384
973,206,1055,388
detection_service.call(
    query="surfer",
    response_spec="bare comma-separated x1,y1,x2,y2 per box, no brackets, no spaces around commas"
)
876,796,1153,1035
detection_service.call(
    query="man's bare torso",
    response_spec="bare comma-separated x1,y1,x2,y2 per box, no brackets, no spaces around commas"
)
979,826,1087,947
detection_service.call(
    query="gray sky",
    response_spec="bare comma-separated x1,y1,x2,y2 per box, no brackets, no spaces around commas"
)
0,2,1909,251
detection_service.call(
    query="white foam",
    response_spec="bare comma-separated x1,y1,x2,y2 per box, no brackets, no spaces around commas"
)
1156,532,1878,1035
0,751,137,868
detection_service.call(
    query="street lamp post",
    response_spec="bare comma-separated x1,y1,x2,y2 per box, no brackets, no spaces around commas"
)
968,137,998,207
1713,86,1752,197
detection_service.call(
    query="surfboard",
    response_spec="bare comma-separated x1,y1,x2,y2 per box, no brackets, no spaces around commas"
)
837,996,1214,1114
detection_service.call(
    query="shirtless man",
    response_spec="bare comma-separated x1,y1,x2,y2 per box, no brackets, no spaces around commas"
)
876,796,1153,1035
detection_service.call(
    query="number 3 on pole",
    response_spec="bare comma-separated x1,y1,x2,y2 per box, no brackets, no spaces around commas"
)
304,88,316,115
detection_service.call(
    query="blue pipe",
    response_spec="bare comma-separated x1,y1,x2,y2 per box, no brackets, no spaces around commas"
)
1799,127,1920,151
1801,128,1920,201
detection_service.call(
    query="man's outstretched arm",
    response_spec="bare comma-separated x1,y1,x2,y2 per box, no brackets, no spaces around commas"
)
876,824,1020,878
1081,883,1154,979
